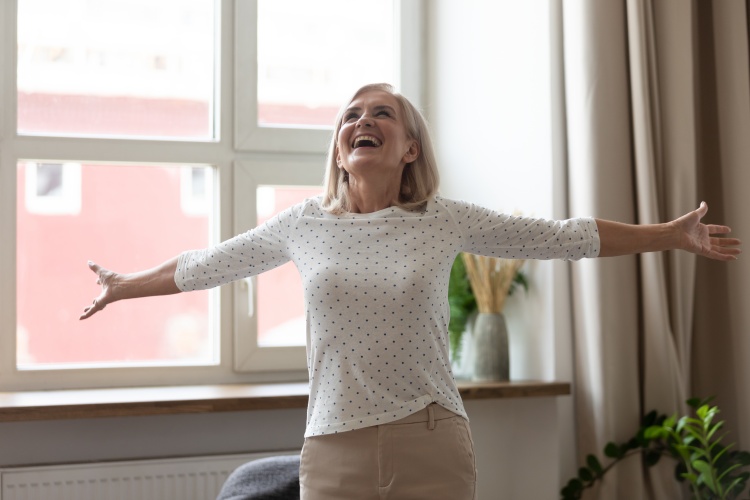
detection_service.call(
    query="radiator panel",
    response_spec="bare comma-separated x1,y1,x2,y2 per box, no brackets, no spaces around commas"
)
1,451,298,500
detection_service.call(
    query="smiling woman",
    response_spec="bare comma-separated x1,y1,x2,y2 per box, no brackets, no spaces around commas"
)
322,83,439,215
76,81,739,499
335,91,420,213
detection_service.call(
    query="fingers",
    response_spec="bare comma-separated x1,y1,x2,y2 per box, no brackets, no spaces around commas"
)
707,237,742,261
710,236,741,247
89,261,104,285
79,305,95,320
79,297,106,320
82,260,109,320
695,201,708,218
706,224,732,235
712,245,742,257
707,250,740,262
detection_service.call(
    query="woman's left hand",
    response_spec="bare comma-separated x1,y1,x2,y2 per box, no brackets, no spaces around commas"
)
670,202,741,261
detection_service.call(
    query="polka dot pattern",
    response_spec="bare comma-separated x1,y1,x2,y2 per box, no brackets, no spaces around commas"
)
175,196,600,437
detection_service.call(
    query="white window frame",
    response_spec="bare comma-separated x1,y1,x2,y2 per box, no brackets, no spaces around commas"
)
0,0,424,391
233,159,324,372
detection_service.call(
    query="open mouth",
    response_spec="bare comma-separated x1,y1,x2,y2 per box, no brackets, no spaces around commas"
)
352,135,382,148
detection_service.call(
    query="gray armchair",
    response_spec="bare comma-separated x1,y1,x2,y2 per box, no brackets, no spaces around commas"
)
217,455,300,500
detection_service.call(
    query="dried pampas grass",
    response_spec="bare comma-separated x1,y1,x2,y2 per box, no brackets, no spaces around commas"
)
461,253,526,314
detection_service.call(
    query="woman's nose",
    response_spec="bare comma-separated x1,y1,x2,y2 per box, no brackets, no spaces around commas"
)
356,115,374,127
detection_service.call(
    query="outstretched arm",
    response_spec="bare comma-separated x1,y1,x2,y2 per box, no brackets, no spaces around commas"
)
80,257,181,320
596,202,741,261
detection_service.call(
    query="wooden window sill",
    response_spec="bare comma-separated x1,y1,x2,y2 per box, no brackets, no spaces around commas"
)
0,380,570,423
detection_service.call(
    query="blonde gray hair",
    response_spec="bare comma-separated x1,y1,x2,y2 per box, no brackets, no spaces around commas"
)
321,83,440,214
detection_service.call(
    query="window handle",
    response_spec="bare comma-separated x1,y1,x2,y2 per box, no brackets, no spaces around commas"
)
242,277,254,318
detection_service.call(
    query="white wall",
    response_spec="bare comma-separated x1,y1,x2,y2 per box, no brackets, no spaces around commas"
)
426,0,557,380
0,410,307,466
425,0,578,489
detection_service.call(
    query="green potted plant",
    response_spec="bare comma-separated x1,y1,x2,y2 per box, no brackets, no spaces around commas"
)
561,397,750,499
447,253,527,379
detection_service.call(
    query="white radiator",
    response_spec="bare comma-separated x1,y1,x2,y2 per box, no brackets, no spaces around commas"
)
0,451,299,500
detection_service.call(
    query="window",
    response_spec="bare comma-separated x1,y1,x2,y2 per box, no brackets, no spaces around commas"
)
1,0,423,391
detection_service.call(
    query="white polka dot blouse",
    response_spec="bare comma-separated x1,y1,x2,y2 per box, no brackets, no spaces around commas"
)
175,196,600,437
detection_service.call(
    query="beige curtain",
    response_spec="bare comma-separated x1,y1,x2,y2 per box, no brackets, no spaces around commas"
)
692,0,750,460
562,0,750,498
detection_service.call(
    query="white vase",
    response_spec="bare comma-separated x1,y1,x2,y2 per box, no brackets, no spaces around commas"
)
471,312,509,382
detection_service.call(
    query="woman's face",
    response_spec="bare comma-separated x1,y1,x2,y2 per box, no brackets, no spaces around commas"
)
336,90,419,179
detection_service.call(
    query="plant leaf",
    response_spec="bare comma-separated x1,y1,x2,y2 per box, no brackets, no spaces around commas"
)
686,397,702,409
707,421,725,442
645,450,662,467
734,451,750,466
604,442,621,459
682,472,699,484
643,410,658,427
674,462,688,482
579,467,593,483
692,459,717,493
447,255,477,362
664,415,677,429
587,455,603,475
724,475,746,496
645,426,666,440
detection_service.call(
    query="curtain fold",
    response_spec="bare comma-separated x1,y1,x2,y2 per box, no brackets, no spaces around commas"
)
627,1,697,497
563,1,644,497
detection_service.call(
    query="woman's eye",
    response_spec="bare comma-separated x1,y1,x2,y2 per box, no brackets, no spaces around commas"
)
376,110,391,117
344,112,359,122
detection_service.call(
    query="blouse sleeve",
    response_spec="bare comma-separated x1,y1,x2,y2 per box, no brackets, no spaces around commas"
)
174,204,299,292
443,198,600,261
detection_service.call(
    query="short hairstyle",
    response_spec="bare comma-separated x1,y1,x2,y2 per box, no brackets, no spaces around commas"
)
320,83,440,215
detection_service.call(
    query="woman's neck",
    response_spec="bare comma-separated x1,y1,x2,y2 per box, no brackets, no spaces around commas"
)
346,172,401,214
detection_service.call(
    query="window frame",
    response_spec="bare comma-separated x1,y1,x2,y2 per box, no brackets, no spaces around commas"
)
232,158,325,372
0,0,424,391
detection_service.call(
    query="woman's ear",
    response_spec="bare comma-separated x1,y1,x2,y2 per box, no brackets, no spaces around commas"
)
403,140,420,164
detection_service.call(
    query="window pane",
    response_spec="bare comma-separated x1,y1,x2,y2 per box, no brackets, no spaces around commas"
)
256,186,322,346
257,0,395,128
16,162,216,368
17,0,216,139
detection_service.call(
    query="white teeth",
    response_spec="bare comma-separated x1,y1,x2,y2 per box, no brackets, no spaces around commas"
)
353,135,382,148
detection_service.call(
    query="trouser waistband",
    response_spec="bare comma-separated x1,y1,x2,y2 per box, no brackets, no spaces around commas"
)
389,403,459,430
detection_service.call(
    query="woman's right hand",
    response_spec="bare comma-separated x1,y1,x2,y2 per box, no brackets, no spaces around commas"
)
80,261,119,320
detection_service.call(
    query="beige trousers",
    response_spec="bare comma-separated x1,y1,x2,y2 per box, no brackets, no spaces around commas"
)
300,403,477,500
